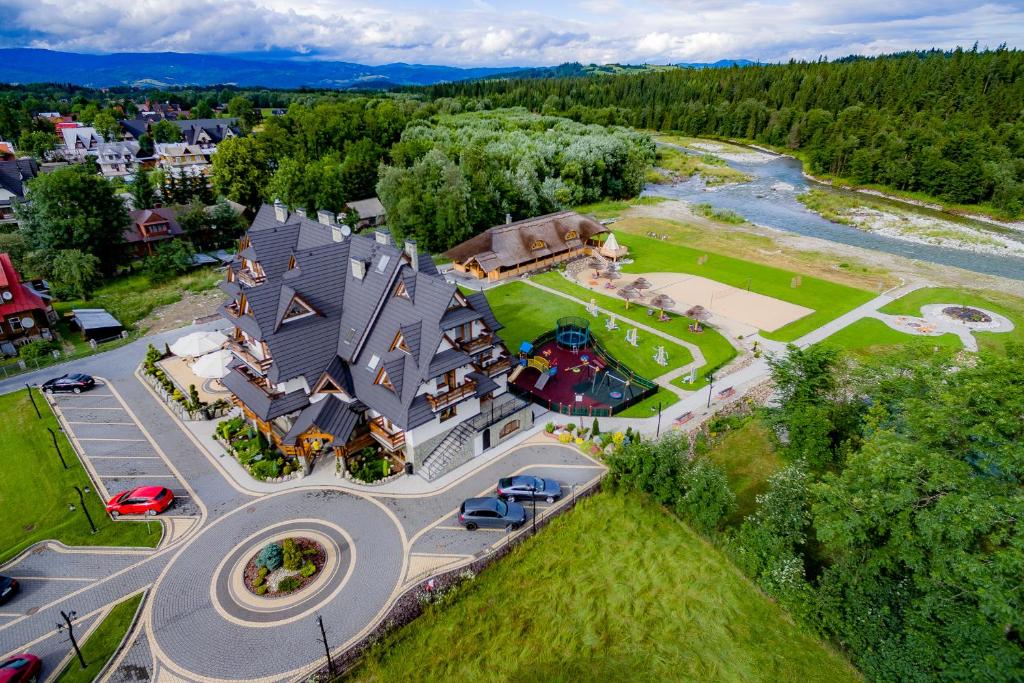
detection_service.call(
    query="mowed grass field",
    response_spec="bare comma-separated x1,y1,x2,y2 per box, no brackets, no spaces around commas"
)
55,593,144,683
530,271,736,387
614,233,875,341
878,287,1024,353
484,281,685,416
349,491,858,683
0,390,161,564
818,318,962,358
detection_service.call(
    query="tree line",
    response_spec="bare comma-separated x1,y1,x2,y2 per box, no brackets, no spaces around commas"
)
424,48,1024,216
608,343,1024,680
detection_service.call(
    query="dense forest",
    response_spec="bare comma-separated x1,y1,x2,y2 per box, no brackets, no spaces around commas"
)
610,344,1024,681
425,49,1024,216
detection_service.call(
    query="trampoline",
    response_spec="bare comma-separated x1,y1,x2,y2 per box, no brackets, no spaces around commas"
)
555,316,591,352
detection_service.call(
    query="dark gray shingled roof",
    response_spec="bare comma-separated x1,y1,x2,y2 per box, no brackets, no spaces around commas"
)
464,292,503,332
0,158,38,201
219,203,507,432
221,367,309,421
283,396,361,443
468,371,500,397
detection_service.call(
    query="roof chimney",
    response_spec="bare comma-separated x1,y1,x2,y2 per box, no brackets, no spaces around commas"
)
404,239,419,271
273,199,287,222
350,258,366,280
374,227,392,246
331,225,345,242
505,213,512,224
317,209,335,226
295,207,307,219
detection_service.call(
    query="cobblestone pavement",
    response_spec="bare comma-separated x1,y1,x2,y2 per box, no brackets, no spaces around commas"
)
0,325,606,683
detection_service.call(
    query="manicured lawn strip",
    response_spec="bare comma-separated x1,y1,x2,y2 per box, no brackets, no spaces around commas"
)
614,387,679,418
349,491,858,683
705,418,782,525
484,281,692,381
530,271,735,387
817,318,962,358
54,593,143,683
0,390,161,565
615,231,876,341
878,287,1024,353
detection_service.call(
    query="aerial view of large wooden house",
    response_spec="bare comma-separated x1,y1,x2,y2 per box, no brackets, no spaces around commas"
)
219,203,530,481
444,210,608,282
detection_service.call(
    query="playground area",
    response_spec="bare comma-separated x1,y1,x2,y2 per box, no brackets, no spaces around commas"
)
509,317,657,416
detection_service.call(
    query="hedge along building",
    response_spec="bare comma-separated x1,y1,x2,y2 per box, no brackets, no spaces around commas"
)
219,202,532,481
444,211,609,282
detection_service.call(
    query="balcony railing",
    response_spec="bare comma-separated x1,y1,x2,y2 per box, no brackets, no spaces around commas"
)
458,334,493,354
369,417,406,451
227,339,272,374
482,356,512,377
426,379,477,411
237,269,266,287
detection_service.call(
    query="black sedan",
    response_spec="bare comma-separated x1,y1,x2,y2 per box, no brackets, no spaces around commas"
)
41,373,96,394
496,475,562,503
458,497,526,531
0,576,19,606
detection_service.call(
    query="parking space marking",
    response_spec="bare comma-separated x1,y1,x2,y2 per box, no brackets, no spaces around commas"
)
89,455,163,460
9,575,93,582
57,406,124,410
77,437,149,442
67,421,136,425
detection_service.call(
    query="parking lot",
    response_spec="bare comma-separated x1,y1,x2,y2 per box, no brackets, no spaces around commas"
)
46,380,201,519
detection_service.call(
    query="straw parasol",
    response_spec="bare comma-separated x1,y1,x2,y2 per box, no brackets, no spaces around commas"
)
618,286,640,309
650,293,676,311
686,305,710,322
630,277,652,291
601,267,621,280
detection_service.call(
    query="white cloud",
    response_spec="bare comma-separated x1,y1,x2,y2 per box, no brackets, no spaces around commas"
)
1,0,1021,65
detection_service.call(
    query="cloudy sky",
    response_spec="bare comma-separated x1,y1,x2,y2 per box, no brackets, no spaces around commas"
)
2,0,1022,66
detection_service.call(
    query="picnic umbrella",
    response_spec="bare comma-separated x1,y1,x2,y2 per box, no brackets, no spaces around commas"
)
618,286,640,309
169,330,228,357
685,305,710,322
191,349,234,379
601,267,621,280
650,293,676,311
629,278,652,296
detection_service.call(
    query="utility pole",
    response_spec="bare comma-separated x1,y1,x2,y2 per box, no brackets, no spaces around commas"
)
47,427,68,470
651,401,662,438
316,614,336,678
57,610,86,669
26,383,41,419
71,486,97,534
529,486,538,536
706,373,715,409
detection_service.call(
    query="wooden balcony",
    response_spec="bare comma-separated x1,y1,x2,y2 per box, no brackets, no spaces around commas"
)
369,417,406,451
237,269,266,287
458,334,493,354
483,356,512,377
426,379,477,411
227,339,272,374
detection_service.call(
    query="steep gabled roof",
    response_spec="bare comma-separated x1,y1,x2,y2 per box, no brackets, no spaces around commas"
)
0,158,38,200
283,396,361,443
0,254,47,317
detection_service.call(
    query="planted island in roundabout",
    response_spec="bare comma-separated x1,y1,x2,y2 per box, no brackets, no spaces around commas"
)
245,537,327,597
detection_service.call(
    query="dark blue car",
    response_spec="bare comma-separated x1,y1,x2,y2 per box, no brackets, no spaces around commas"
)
496,475,562,503
458,497,526,531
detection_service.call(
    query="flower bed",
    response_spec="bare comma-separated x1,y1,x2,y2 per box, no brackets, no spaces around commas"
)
942,306,992,323
345,446,400,483
244,537,326,597
216,416,301,481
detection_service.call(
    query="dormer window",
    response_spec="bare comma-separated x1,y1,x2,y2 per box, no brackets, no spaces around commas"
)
530,239,546,250
565,230,578,240
390,330,410,354
374,367,394,391
281,295,315,322
394,280,409,299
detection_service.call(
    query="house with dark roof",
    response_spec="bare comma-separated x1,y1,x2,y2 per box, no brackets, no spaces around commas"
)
0,253,57,356
344,197,386,229
444,211,608,282
219,202,530,481
0,158,38,227
60,126,104,163
125,207,185,257
119,118,239,151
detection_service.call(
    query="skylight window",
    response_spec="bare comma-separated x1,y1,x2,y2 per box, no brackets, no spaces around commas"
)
367,354,380,371
376,254,391,274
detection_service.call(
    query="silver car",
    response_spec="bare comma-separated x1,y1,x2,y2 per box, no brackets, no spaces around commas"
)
458,497,527,531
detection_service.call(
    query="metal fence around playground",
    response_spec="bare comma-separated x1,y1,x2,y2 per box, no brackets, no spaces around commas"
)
509,328,658,417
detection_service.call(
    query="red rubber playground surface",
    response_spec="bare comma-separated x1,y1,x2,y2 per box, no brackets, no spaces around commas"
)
511,339,645,411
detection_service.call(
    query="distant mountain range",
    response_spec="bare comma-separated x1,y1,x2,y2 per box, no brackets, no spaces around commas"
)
0,49,757,90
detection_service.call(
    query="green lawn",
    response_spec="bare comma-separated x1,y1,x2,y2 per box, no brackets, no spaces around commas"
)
0,390,162,564
530,271,736,388
55,593,143,683
817,318,962,358
574,196,667,220
878,287,1024,353
617,233,876,341
705,418,782,525
349,491,857,683
485,281,692,382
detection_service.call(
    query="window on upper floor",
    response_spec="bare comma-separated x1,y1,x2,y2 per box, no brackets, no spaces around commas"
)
530,239,546,250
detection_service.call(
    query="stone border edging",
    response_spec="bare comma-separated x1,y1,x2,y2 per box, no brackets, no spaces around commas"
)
300,478,605,682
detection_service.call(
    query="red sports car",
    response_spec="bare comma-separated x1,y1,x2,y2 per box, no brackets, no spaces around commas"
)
0,654,41,683
105,486,174,518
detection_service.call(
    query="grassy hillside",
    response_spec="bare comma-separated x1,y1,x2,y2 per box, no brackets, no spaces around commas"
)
349,491,857,683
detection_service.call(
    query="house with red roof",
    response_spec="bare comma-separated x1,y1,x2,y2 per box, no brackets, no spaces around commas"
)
0,254,57,356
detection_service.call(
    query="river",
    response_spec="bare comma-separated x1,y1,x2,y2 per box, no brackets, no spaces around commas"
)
643,152,1024,281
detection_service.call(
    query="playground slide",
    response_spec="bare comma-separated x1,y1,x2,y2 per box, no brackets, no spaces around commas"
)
534,372,551,390
509,365,525,382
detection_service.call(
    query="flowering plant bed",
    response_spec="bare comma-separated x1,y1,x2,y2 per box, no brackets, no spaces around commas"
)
942,306,992,323
244,537,326,597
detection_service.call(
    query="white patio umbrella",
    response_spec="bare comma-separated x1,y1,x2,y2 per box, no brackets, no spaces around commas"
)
169,330,228,358
191,349,234,379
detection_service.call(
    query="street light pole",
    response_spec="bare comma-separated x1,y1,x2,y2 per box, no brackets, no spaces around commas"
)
70,486,97,534
26,383,41,419
315,614,335,678
528,485,537,536
706,373,715,409
56,610,86,669
47,427,68,470
651,401,662,438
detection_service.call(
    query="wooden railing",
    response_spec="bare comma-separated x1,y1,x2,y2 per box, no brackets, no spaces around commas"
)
227,339,272,373
237,269,266,287
369,417,406,451
482,356,512,377
426,379,477,411
458,334,493,354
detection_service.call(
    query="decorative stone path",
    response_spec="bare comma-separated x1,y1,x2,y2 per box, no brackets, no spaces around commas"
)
867,303,1014,352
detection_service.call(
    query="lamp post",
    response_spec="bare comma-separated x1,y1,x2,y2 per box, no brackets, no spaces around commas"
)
47,427,68,470
56,610,86,669
527,485,537,536
315,614,335,678
69,485,97,534
650,401,662,438
706,372,715,409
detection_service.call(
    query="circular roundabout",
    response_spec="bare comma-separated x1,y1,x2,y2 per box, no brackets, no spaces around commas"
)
146,487,406,681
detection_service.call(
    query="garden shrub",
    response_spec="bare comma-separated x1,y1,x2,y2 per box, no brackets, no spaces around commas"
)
545,422,555,433
19,339,57,361
303,547,318,556
300,561,316,578
558,432,573,443
255,584,267,595
282,538,302,571
277,576,300,593
592,417,600,436
257,566,268,579
256,543,283,571
250,458,280,479
283,464,294,476
565,423,576,433
253,574,264,588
